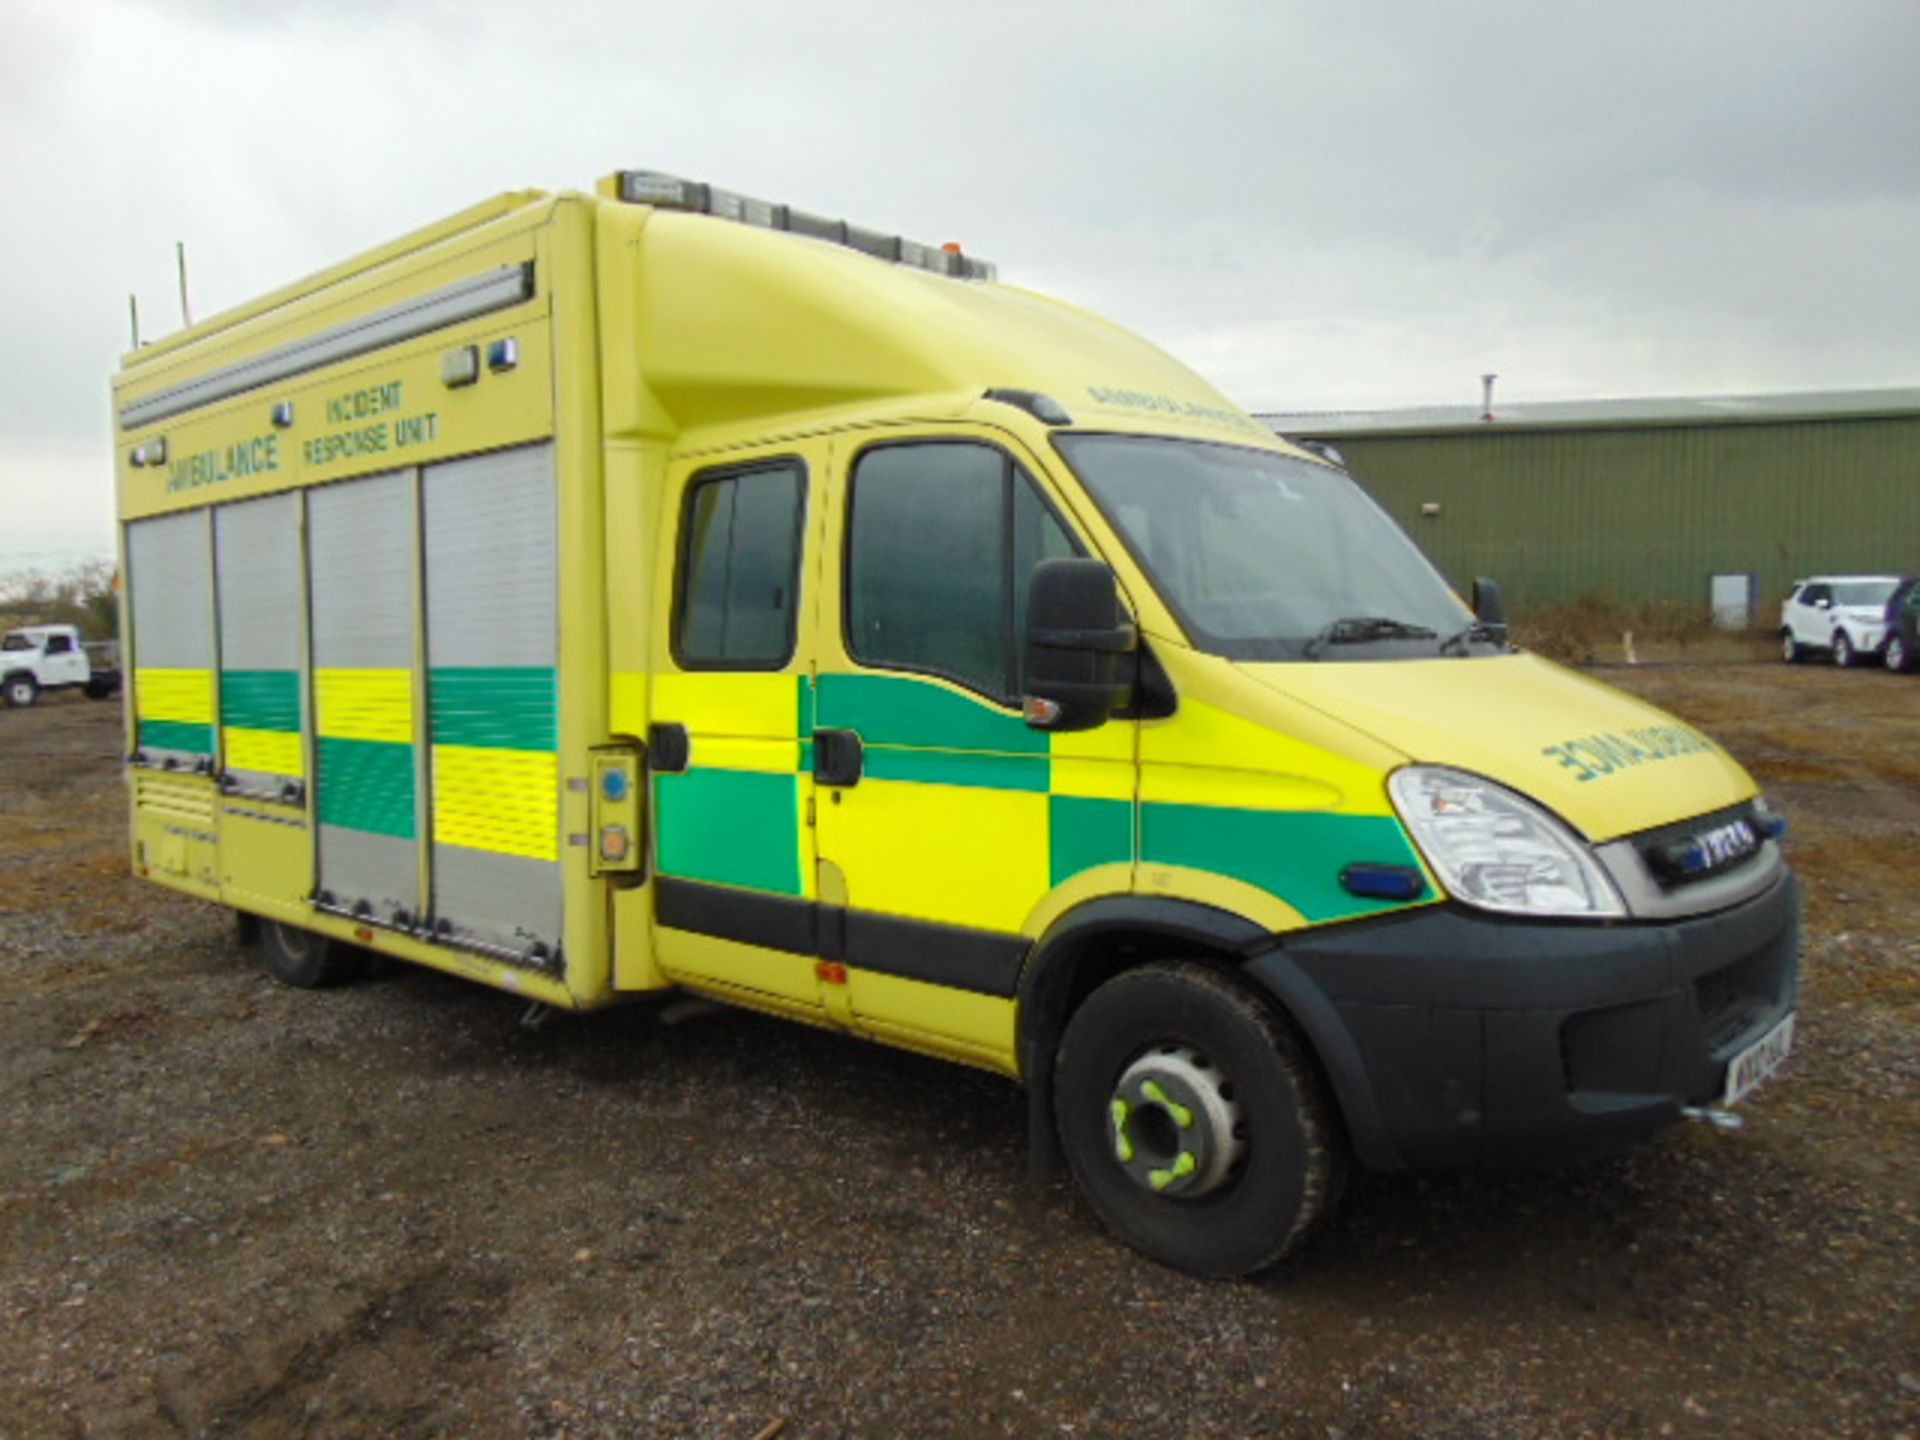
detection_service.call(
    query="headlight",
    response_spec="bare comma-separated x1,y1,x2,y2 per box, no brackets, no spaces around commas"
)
1388,765,1626,919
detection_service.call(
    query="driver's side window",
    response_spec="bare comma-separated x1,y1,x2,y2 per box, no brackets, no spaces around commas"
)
845,441,1078,703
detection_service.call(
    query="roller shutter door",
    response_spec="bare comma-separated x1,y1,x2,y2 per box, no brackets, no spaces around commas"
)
214,493,305,799
423,444,563,963
308,470,422,925
127,511,215,769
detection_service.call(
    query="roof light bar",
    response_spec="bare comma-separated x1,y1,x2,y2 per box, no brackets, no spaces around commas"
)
613,169,997,282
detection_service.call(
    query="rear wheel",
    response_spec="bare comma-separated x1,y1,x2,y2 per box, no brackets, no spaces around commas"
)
1886,635,1912,673
257,919,364,989
1833,631,1858,667
3,674,38,707
1054,962,1343,1278
1780,631,1803,664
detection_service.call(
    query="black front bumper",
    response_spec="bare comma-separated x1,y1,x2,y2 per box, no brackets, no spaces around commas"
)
1241,869,1801,1171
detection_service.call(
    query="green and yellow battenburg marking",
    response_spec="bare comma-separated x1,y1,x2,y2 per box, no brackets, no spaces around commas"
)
315,668,415,838
646,669,1428,936
135,668,215,754
652,671,807,896
220,670,303,777
430,667,558,862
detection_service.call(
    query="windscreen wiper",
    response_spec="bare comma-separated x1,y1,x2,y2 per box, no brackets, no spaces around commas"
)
1302,616,1438,659
1438,621,1507,657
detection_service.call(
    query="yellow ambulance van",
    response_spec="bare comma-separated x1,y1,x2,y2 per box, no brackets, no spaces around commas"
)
111,170,1799,1276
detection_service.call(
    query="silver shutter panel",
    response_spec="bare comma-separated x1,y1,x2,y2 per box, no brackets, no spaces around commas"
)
423,443,563,963
308,470,421,924
126,510,215,768
214,493,304,798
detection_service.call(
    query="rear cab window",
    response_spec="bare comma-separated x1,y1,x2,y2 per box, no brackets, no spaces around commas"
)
673,461,807,669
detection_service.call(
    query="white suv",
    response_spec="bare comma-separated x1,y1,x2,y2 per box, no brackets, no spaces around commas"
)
1780,576,1903,666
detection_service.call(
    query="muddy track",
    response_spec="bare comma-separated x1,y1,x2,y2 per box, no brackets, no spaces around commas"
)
1,678,1916,1439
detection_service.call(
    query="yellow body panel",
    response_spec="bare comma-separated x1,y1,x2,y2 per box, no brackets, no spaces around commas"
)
1249,653,1757,842
1140,690,1392,817
130,772,221,900
852,978,1018,1076
1135,866,1313,936
663,929,823,1012
220,801,313,909
610,672,648,738
117,206,556,523
654,672,798,740
821,781,1050,935
689,735,800,776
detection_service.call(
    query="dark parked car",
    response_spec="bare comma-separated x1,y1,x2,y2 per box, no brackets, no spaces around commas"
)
1885,579,1920,673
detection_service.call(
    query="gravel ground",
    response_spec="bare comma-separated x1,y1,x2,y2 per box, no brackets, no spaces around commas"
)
1,667,1916,1440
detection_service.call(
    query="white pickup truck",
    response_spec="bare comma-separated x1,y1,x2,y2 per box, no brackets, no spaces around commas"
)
2,624,118,707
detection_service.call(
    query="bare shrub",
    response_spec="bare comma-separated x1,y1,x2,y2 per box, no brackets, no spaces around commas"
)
0,560,119,637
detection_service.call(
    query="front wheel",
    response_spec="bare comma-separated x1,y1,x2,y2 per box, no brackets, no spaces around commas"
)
1781,631,1804,664
1833,631,1858,667
3,674,39,707
1886,635,1912,673
257,918,364,989
1054,962,1343,1278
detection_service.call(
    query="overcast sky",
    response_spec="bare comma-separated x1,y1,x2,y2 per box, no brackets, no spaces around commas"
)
5,0,1917,571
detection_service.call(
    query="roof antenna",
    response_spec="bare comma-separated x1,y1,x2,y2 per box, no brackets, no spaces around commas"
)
176,241,193,327
129,293,142,349
1480,373,1498,422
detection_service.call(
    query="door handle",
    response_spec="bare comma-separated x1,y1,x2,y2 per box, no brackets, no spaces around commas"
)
813,728,863,787
648,722,690,774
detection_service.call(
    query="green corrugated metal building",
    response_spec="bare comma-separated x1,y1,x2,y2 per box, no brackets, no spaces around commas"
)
1263,388,1920,623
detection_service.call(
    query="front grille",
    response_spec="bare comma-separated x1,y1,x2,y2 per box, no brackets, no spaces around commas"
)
1631,801,1763,891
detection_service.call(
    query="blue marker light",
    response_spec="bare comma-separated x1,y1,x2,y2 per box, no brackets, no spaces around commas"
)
601,767,630,803
1339,864,1426,901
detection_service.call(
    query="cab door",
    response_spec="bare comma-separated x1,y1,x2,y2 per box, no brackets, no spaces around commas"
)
648,446,824,1017
42,631,88,687
812,432,1136,1068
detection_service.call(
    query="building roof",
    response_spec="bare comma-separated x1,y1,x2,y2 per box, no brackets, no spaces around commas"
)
1260,386,1920,438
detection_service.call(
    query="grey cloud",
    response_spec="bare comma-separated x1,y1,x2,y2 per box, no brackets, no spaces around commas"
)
3,0,1916,565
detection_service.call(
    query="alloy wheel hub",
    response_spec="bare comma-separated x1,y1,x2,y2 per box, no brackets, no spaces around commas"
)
1107,1045,1246,1199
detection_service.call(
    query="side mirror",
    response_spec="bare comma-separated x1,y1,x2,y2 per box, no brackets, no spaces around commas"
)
1471,576,1508,637
1023,558,1136,732
1814,597,1831,609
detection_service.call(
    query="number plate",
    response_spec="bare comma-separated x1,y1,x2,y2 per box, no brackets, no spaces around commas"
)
1723,1012,1794,1106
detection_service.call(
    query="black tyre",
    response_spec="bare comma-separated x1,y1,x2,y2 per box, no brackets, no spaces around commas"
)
1887,635,1913,673
1054,962,1343,1278
1780,631,1804,664
1833,631,1857,668
257,918,364,989
3,674,39,708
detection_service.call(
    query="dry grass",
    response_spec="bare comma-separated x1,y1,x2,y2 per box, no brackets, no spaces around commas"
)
1515,592,1778,666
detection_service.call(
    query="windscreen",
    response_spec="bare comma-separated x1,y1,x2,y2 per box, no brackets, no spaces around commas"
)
1055,434,1478,661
